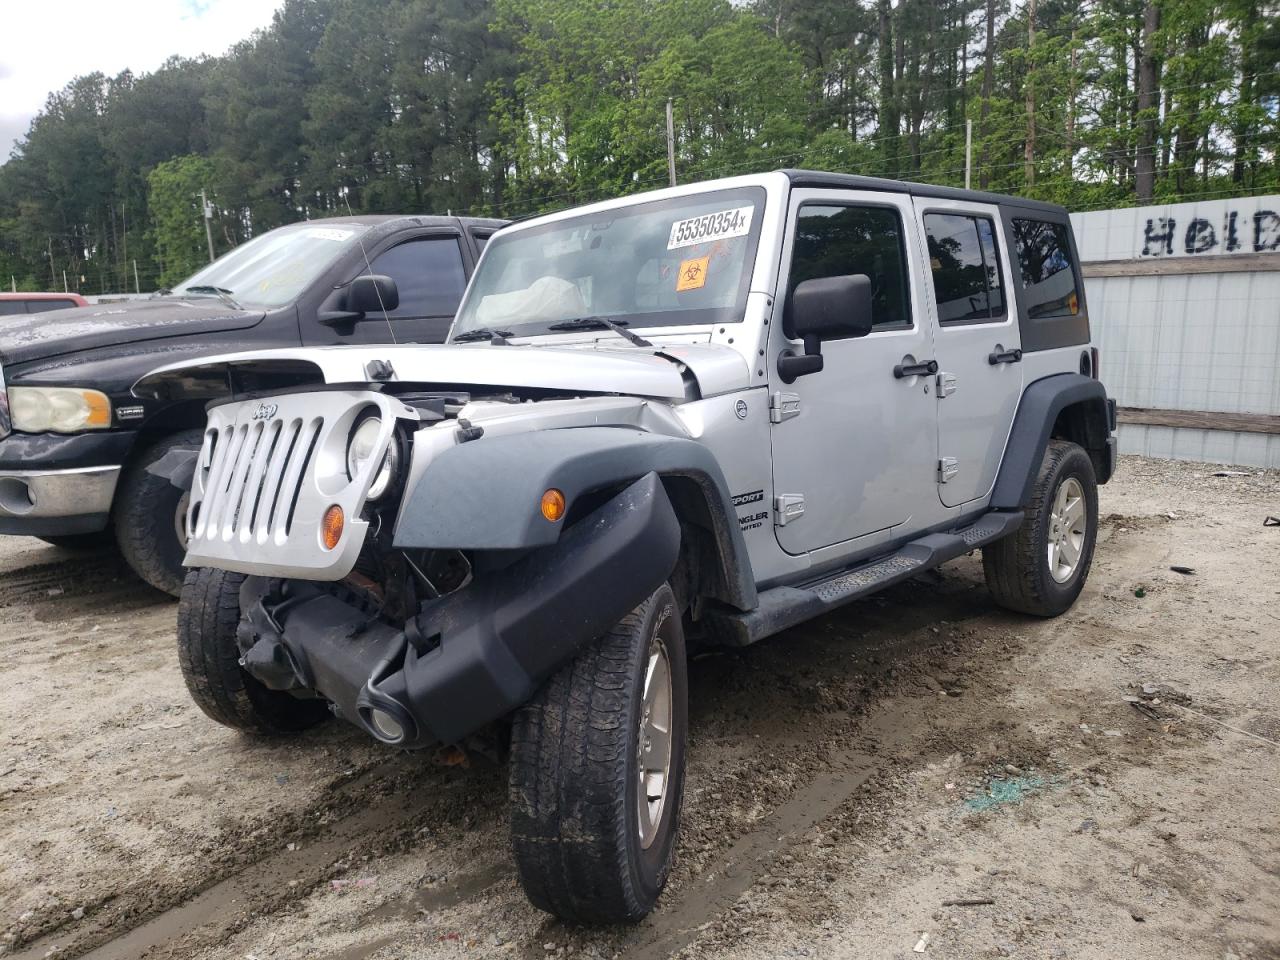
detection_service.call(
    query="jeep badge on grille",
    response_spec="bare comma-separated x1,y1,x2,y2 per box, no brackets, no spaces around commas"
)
251,402,278,420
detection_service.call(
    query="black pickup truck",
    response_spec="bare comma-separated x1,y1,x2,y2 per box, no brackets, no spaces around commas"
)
0,214,504,594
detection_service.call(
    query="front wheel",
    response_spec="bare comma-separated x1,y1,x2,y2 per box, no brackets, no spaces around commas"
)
177,566,330,735
114,430,202,597
983,439,1099,617
509,583,688,923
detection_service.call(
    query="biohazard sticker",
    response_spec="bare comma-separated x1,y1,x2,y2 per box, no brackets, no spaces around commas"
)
676,255,710,292
667,206,753,250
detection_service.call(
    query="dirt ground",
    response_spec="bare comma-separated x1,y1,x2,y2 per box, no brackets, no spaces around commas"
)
2,454,1277,960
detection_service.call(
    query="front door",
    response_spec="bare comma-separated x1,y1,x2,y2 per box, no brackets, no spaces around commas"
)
304,232,472,346
769,189,940,557
914,201,1024,508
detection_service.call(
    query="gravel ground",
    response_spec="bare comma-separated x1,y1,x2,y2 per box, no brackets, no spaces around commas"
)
1,455,1277,960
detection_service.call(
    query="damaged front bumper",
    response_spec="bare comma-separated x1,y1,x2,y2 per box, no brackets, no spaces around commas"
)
234,472,680,746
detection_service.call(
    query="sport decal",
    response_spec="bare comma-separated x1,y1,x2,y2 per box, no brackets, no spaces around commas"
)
733,489,768,531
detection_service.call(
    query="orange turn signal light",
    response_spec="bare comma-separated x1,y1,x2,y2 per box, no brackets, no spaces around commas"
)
321,504,345,550
84,391,112,428
540,488,566,523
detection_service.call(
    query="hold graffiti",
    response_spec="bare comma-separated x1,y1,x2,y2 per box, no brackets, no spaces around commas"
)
1142,209,1280,257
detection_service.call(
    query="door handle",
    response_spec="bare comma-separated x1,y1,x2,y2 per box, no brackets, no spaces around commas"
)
988,346,1023,365
893,357,938,379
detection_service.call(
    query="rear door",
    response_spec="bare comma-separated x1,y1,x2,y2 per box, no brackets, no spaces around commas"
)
915,200,1023,508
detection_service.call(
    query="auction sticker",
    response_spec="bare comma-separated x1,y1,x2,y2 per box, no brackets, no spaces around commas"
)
667,205,753,250
304,227,357,242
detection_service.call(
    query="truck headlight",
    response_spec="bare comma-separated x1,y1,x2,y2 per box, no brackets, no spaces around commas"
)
346,414,399,501
8,387,112,433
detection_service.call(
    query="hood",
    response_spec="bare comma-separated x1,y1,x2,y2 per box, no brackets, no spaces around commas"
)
0,298,266,366
135,341,751,401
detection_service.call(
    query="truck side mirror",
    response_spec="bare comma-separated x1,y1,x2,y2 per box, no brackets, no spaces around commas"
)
348,275,400,315
777,274,873,383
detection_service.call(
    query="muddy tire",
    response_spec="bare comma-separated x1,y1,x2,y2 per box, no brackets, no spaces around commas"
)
983,439,1098,617
177,566,330,735
509,583,688,923
114,430,201,597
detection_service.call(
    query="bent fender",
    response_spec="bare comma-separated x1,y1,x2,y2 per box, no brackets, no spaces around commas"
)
237,472,681,746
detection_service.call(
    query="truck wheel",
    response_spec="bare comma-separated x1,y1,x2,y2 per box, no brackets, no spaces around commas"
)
177,566,330,735
510,583,688,923
114,430,201,597
983,439,1098,617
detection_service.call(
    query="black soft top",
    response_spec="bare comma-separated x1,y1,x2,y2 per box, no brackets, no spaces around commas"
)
781,169,1069,218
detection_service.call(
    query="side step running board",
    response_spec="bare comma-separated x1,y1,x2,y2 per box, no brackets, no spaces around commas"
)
706,511,1023,647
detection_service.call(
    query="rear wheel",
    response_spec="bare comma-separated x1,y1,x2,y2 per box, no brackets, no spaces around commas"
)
177,566,330,735
509,583,688,923
114,431,200,597
983,439,1098,617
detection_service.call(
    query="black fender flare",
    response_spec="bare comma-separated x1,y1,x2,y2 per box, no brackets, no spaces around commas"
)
393,426,758,611
990,373,1113,509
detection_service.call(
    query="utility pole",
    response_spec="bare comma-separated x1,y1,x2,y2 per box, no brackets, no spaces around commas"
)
665,99,677,187
47,236,55,288
62,270,68,294
200,189,216,264
9,276,15,293
965,119,973,190
1024,0,1037,187
133,260,141,294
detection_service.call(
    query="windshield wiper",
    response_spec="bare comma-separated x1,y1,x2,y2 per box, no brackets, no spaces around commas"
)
452,327,515,344
547,316,653,347
180,285,241,309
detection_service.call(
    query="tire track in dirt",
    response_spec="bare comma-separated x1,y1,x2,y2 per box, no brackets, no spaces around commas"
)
0,548,164,622
619,711,916,960
6,758,449,960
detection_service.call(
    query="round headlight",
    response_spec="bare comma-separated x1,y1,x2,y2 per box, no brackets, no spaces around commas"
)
346,415,399,501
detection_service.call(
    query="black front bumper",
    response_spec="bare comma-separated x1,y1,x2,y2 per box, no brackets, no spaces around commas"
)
0,431,136,536
236,472,682,746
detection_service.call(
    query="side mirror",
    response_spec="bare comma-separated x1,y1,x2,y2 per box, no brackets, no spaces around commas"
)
348,274,400,315
778,274,874,383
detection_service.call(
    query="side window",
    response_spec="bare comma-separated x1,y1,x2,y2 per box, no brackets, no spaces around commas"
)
923,213,1005,324
1012,219,1081,319
788,205,912,330
0,300,25,315
24,299,78,313
472,232,493,251
367,237,468,318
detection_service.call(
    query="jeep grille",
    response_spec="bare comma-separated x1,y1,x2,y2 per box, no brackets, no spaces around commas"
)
192,415,322,544
183,390,412,581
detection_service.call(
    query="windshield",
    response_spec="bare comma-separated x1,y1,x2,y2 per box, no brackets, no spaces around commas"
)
451,186,766,338
172,222,371,309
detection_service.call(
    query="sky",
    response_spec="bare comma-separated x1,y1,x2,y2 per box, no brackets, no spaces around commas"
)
0,0,285,160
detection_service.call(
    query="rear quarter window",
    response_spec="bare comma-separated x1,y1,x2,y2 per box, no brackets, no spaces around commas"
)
1008,216,1089,352
1012,220,1080,319
0,300,25,315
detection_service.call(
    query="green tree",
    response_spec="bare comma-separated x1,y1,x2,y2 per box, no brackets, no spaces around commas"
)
147,155,220,287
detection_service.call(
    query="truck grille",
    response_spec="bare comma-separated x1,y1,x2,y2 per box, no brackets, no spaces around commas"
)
192,416,323,544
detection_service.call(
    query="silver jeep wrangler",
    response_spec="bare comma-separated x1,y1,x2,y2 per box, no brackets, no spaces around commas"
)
138,170,1117,922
